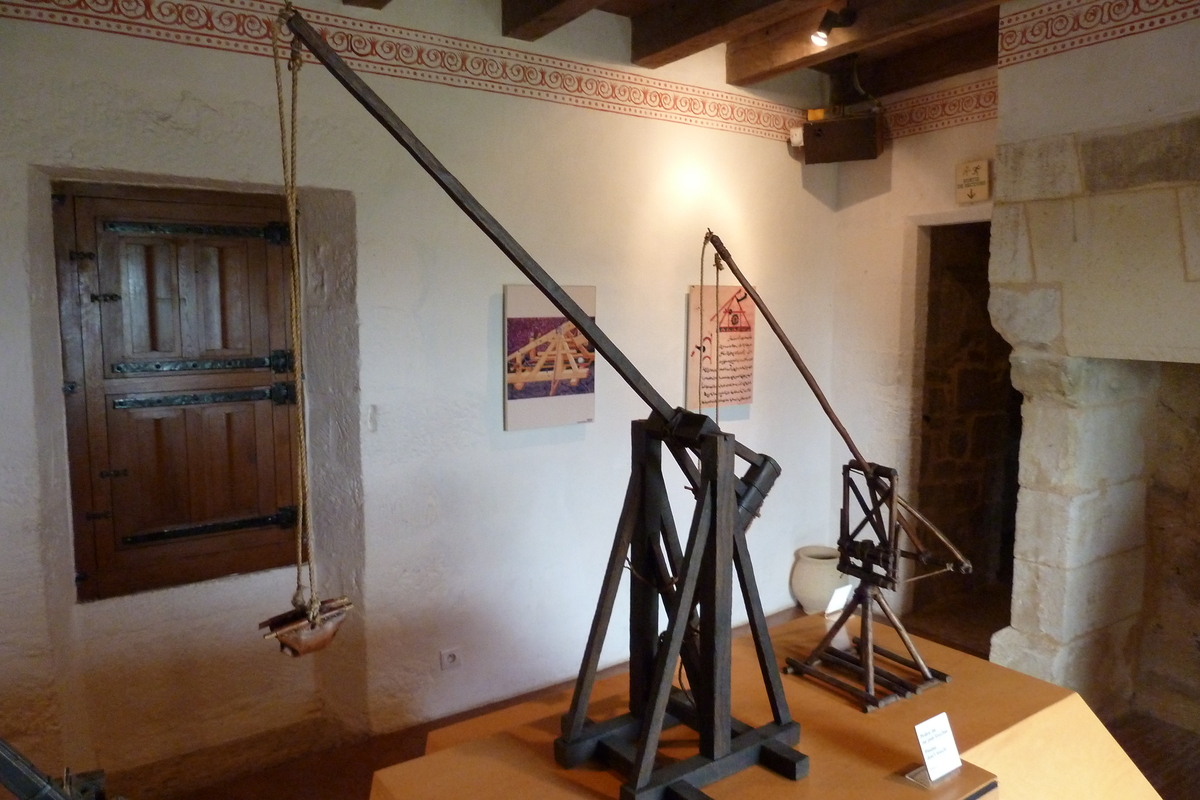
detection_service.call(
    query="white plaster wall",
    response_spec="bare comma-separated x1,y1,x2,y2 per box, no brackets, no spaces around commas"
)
998,1,1200,145
0,0,837,780
0,0,1002,783
824,72,999,602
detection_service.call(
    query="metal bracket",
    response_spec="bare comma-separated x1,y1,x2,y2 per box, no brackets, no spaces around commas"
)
109,350,294,375
90,293,120,303
102,220,290,243
99,469,128,479
121,505,298,546
112,382,295,409
263,221,290,245
69,251,96,262
270,381,297,405
84,511,110,521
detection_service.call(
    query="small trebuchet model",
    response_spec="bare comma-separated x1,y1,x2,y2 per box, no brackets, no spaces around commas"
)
706,233,973,712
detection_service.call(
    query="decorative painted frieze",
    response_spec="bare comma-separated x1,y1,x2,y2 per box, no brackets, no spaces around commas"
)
884,77,998,140
0,0,803,140
1000,0,1200,67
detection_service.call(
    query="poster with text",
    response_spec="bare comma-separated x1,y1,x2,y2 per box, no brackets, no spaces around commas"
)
686,284,755,411
504,285,596,431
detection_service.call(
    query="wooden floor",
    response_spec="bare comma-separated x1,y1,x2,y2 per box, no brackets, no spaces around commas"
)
153,609,1197,800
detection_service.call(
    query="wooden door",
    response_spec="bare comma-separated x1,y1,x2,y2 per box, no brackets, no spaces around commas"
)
55,184,298,600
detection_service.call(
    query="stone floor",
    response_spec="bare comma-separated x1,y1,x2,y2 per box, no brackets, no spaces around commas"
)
1106,712,1200,800
903,583,1012,660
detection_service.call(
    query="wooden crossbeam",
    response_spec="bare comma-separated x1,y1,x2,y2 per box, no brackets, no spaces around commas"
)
726,0,1001,86
502,0,608,40
631,0,826,69
821,14,999,102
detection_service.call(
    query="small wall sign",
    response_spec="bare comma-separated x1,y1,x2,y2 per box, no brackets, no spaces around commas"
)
955,159,991,204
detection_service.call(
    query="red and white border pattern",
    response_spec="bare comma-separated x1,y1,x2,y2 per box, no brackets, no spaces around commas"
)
883,77,998,139
1000,0,1200,66
0,0,804,140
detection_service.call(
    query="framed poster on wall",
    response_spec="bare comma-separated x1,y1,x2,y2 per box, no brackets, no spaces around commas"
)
503,285,596,431
686,284,755,411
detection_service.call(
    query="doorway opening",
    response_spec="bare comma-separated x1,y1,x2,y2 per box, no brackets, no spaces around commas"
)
904,221,1020,658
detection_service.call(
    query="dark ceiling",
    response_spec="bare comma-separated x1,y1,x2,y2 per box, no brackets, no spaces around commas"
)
497,0,1001,101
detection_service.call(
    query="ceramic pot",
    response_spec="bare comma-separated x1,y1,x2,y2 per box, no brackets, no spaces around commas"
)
790,545,846,614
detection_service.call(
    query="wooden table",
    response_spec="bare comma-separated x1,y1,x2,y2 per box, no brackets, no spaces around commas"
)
371,614,1159,799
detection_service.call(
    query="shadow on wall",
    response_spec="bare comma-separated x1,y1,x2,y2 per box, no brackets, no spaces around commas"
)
837,146,894,211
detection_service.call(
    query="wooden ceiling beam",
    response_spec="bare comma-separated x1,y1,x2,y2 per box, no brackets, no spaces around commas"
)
726,0,1001,86
854,22,998,98
502,0,609,41
630,0,827,69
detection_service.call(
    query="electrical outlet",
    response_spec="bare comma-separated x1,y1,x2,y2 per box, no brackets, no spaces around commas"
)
439,647,463,671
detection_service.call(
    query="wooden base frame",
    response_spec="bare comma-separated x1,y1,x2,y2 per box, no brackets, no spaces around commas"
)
784,583,949,712
554,419,807,800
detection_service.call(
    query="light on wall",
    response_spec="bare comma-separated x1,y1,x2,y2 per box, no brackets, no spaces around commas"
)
811,7,857,47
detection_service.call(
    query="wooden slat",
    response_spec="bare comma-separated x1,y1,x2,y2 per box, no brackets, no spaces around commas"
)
858,21,998,98
726,0,1001,86
631,0,825,68
53,188,100,599
502,0,608,40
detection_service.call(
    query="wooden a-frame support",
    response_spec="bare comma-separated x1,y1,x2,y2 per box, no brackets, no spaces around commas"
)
554,418,807,800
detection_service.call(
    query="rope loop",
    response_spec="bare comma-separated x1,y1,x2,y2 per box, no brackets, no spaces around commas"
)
273,11,319,620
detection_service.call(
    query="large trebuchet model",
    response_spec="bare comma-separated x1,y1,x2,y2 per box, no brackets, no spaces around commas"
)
1,737,121,800
280,9,807,800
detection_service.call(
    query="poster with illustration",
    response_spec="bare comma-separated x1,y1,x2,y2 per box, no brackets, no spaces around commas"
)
686,284,755,411
504,285,596,431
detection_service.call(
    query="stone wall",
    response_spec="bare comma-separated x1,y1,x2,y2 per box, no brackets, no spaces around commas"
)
988,111,1200,718
916,222,1019,604
1138,363,1200,733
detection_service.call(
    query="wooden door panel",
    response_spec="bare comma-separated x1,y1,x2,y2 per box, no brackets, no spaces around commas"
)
108,406,191,541
186,402,268,522
192,240,261,358
119,236,182,357
57,184,297,599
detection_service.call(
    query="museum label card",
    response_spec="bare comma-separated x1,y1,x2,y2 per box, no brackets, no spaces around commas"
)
914,712,961,782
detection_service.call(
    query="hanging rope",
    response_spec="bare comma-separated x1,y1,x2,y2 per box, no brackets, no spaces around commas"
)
696,236,723,423
713,250,722,425
698,237,708,413
273,8,319,623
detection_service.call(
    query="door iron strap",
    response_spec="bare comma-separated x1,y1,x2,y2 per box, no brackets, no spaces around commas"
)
103,220,290,244
111,382,295,409
111,350,293,374
121,506,297,546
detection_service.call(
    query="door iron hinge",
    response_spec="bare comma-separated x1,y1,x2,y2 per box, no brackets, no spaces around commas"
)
99,469,129,479
74,572,89,585
270,381,297,405
90,293,121,303
62,381,78,395
120,505,298,546
84,511,111,521
270,349,295,374
263,221,290,246
69,251,96,261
